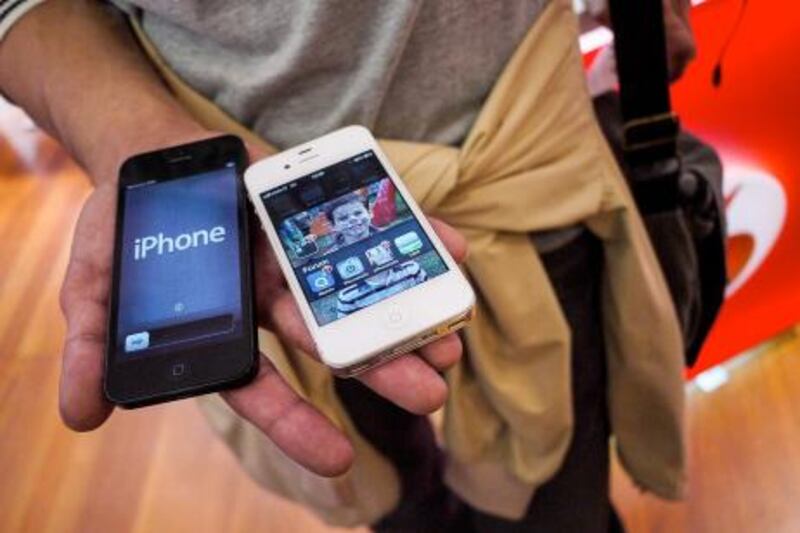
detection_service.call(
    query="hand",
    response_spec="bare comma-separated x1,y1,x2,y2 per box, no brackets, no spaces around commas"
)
663,0,697,82
591,0,697,83
59,134,469,477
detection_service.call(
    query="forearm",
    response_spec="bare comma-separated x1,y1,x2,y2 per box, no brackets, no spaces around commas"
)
0,0,205,184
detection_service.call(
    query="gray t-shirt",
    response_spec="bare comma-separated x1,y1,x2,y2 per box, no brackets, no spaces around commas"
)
4,0,579,250
120,0,581,251
118,0,549,148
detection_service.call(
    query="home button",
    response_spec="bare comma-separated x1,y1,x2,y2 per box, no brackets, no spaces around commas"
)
170,362,187,379
385,305,405,328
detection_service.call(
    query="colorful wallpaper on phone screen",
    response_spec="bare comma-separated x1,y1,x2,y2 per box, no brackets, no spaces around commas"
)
262,151,449,326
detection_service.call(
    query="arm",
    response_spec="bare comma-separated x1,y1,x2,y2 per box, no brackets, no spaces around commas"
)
0,0,465,475
0,0,206,183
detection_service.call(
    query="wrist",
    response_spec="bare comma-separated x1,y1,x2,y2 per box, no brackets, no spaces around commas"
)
86,110,212,186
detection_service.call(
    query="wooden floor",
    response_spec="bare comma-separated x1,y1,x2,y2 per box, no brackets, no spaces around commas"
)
2,127,800,532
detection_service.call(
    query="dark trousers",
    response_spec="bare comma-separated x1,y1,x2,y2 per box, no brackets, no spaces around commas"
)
335,231,614,532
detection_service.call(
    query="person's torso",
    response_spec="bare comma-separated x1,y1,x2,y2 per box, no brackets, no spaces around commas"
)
119,0,549,147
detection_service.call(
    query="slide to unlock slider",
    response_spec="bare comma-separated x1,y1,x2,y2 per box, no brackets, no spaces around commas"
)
125,331,150,352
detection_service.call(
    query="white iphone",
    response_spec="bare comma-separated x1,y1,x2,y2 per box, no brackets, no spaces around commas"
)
245,126,475,376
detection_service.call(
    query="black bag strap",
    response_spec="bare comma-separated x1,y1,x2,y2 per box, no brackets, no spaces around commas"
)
605,0,728,367
608,0,683,214
607,0,680,161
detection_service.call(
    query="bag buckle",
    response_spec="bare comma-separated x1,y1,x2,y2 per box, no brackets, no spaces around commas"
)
623,112,680,152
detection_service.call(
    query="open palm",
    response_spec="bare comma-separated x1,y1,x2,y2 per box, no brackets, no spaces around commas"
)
59,147,467,476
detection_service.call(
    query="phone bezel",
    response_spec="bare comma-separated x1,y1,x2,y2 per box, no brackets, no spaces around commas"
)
245,126,475,370
105,135,258,408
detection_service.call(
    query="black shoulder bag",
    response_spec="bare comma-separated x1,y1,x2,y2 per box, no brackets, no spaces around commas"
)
600,0,728,367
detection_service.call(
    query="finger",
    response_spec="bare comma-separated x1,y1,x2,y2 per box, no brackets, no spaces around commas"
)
265,290,317,355
357,354,448,415
58,188,117,431
221,356,354,477
252,235,301,333
428,217,468,264
265,296,456,413
59,288,114,431
264,289,456,412
244,139,273,165
417,333,463,372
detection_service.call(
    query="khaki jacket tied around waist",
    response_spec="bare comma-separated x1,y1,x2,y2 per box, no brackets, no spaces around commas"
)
130,0,686,525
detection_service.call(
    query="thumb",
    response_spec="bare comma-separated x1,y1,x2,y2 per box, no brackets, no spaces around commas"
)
244,139,273,166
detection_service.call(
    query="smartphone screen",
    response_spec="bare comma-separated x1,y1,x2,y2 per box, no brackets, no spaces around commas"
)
106,136,256,407
260,150,450,326
117,166,244,356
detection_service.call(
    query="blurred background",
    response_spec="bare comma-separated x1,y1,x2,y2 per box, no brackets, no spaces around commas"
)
2,0,800,531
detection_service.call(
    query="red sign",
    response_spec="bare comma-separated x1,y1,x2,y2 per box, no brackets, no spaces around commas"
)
584,0,800,374
675,0,800,374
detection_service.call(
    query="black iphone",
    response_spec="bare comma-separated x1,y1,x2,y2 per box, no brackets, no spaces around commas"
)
105,135,258,408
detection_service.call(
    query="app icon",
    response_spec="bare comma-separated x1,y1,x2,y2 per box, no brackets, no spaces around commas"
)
294,236,318,258
394,231,423,255
365,241,394,267
125,331,150,353
336,256,365,280
306,267,335,293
